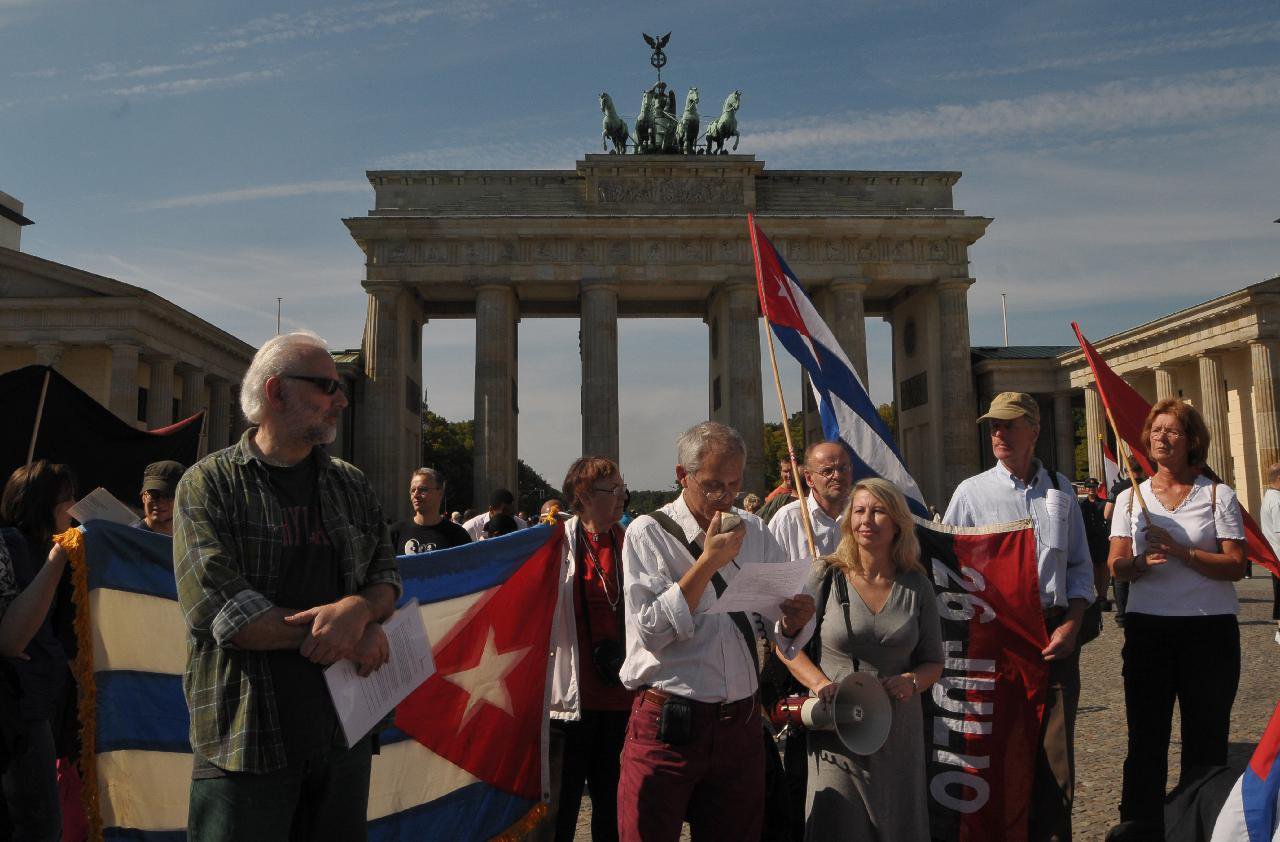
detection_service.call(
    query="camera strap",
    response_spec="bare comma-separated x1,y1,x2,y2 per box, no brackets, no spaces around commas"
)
648,510,760,676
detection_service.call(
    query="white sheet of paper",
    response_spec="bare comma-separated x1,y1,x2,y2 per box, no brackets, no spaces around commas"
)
706,558,813,621
1044,488,1073,550
68,487,139,527
324,598,435,748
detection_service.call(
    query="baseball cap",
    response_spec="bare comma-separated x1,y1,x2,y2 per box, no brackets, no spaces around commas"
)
976,392,1040,425
141,460,186,496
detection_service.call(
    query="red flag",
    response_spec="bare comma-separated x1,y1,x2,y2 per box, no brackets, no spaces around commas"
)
1071,323,1280,577
1098,442,1120,501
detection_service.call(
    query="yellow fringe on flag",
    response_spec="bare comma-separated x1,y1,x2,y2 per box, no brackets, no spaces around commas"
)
489,801,548,841
54,527,103,842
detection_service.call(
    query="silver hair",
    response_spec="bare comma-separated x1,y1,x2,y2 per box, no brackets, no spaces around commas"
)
239,330,330,424
676,421,745,473
411,467,446,489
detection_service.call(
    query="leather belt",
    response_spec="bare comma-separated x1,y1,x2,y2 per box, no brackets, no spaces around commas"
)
640,687,757,721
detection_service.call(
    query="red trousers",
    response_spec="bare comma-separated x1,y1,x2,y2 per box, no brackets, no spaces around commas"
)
616,692,764,842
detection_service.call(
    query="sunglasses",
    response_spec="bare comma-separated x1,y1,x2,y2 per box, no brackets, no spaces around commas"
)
284,375,345,396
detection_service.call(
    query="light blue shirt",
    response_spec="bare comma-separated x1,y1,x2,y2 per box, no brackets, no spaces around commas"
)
943,460,1095,609
1261,488,1280,560
619,494,815,703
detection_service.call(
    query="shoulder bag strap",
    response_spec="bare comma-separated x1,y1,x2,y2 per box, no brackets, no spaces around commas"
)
648,510,760,676
832,570,861,672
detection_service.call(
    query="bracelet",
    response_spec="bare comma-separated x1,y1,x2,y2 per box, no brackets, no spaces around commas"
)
1189,548,1198,566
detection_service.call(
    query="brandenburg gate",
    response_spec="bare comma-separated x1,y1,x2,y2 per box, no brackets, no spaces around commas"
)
344,154,992,513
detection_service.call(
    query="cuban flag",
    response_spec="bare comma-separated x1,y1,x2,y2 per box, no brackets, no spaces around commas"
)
1212,699,1280,841
748,215,927,515
60,519,562,841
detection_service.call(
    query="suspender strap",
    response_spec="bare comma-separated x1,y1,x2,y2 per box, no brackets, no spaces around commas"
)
648,510,761,676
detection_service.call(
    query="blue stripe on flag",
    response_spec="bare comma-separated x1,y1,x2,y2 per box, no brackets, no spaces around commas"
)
396,525,558,607
367,781,535,842
1242,767,1278,841
83,520,178,600
96,670,191,754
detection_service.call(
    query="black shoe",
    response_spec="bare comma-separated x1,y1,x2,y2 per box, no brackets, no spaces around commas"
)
1115,615,1126,628
1105,820,1163,841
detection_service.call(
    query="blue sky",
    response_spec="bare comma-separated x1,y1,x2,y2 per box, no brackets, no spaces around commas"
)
3,0,1278,491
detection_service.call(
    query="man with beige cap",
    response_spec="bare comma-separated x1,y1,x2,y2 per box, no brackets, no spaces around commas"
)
944,391,1093,842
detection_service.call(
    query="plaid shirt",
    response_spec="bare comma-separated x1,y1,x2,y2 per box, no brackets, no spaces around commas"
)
174,430,401,773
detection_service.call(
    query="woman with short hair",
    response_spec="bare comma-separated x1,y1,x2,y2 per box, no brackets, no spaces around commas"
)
0,460,78,842
778,477,943,840
540,456,632,841
1106,399,1245,839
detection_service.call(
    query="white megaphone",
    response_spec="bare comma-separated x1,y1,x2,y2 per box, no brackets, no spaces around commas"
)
769,672,893,755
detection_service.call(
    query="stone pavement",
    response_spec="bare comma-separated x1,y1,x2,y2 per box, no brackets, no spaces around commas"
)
570,577,1280,840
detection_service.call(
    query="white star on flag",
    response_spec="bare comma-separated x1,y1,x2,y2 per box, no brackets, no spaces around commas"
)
439,625,531,729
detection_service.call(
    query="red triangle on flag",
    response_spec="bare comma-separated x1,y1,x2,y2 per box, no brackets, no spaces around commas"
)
394,536,561,799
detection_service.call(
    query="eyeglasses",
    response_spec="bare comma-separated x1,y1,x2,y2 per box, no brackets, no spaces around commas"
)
806,464,852,479
1149,427,1184,439
591,484,628,498
688,472,737,501
284,375,345,396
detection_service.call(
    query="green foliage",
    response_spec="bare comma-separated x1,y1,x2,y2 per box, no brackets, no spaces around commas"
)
878,403,897,439
626,486,681,516
1074,406,1088,481
420,410,555,515
762,411,806,493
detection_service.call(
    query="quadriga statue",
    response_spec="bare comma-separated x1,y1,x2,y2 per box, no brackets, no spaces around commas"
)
704,89,741,154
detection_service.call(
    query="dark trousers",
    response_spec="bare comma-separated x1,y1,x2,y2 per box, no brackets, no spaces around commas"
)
1,719,60,842
1114,579,1130,619
1272,574,1280,621
1029,613,1081,842
546,710,628,842
617,693,764,842
1119,613,1239,827
188,736,372,842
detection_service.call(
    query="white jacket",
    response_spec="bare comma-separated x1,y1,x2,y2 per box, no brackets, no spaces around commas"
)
548,515,626,721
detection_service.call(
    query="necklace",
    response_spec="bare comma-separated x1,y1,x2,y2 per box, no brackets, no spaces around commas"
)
578,524,620,610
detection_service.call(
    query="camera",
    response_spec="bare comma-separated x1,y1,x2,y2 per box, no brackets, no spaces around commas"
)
591,639,625,686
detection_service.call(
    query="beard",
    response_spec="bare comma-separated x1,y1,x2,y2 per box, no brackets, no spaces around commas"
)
281,400,339,447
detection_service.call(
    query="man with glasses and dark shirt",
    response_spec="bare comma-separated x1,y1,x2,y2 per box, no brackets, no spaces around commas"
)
390,468,471,554
174,331,401,842
132,460,185,536
615,421,816,842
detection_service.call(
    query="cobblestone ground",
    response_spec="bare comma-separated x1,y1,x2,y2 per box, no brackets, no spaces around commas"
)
571,578,1280,840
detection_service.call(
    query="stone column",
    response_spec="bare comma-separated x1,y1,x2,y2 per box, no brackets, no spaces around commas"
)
1251,340,1280,473
178,365,206,419
108,343,141,424
1153,365,1176,401
1197,353,1231,476
1053,392,1075,479
207,379,231,452
33,342,64,368
1084,385,1105,481
819,279,870,385
473,282,519,506
936,279,981,498
363,286,408,516
724,283,766,493
146,356,176,429
580,280,620,462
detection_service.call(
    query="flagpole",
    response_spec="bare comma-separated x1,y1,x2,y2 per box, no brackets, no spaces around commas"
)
747,214,819,561
26,367,52,466
1101,393,1149,516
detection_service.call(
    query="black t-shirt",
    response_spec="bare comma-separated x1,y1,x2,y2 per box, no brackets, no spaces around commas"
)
390,518,471,555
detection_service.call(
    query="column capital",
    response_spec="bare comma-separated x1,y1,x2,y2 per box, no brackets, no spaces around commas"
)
469,279,517,292
175,360,204,375
936,277,975,293
145,353,176,365
827,278,872,294
579,278,621,294
108,341,142,353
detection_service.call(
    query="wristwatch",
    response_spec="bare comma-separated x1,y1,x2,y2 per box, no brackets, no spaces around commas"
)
909,673,918,692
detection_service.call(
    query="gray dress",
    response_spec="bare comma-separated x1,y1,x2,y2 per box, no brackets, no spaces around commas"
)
804,566,943,842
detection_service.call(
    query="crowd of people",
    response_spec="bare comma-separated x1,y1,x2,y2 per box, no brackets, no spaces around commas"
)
0,329,1269,842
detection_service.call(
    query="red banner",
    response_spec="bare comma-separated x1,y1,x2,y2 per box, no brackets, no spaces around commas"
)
918,518,1048,841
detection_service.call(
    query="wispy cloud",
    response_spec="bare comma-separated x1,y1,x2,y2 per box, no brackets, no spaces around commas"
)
13,66,59,78
188,0,502,54
86,57,221,82
133,179,370,211
107,68,281,99
942,20,1280,80
748,66,1280,153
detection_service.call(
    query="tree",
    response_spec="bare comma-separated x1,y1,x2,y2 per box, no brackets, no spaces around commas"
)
761,411,806,493
419,410,555,516
877,402,897,439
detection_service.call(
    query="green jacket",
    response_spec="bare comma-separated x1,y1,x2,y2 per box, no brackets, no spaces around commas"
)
174,430,400,773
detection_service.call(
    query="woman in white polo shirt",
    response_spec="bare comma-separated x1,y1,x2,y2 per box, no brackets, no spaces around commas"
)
1106,398,1246,839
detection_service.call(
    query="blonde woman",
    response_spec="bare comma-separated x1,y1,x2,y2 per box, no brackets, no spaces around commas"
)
778,477,943,840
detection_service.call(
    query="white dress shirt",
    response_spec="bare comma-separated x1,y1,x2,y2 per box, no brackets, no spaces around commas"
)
768,495,843,562
943,460,1094,609
619,495,815,703
1261,488,1280,561
462,511,528,541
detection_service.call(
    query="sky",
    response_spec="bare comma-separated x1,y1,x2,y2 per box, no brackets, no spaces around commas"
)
3,0,1278,491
